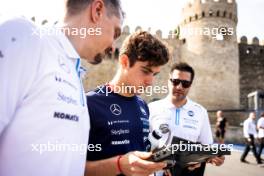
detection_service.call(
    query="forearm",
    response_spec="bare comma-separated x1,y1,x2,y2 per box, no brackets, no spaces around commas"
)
259,126,264,129
85,156,120,176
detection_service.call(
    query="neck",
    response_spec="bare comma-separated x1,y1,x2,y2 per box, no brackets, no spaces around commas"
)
62,15,86,58
169,95,187,108
109,70,135,97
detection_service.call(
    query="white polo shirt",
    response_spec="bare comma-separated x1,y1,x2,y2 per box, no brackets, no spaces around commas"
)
243,118,257,138
0,17,90,176
148,97,213,145
257,117,264,138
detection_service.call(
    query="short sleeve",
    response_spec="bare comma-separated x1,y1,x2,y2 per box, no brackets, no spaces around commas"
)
198,109,213,144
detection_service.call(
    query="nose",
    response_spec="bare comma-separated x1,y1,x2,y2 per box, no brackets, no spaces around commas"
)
175,82,184,89
144,75,154,87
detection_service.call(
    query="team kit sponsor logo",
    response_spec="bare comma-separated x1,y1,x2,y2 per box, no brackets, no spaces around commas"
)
57,91,78,105
107,120,130,126
53,112,79,122
111,140,130,145
111,129,130,136
110,104,122,116
55,74,77,90
140,117,149,126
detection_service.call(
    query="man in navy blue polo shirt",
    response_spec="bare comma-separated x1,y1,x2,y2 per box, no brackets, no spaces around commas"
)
85,31,170,176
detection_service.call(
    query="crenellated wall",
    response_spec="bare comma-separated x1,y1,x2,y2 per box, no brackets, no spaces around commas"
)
178,0,240,110
239,36,264,109
181,0,237,25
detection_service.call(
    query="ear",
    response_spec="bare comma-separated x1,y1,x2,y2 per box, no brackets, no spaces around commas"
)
119,54,130,69
90,0,105,23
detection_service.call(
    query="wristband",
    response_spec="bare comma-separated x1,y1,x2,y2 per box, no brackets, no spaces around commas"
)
117,155,123,174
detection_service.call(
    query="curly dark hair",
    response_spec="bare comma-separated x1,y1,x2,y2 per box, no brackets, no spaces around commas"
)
119,31,170,67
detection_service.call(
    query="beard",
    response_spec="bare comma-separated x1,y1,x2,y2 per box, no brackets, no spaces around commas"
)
89,47,113,65
90,53,103,65
172,90,187,102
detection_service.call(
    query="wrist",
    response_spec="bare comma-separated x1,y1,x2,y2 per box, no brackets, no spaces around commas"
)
116,155,123,175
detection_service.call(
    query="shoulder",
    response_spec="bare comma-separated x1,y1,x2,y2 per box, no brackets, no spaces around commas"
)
1,17,36,34
148,99,168,118
188,99,207,113
136,96,147,105
148,99,165,109
86,85,106,99
0,17,42,43
0,17,45,57
259,118,264,123
244,118,250,124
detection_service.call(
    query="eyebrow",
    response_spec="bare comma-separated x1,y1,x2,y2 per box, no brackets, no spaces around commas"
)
141,66,160,76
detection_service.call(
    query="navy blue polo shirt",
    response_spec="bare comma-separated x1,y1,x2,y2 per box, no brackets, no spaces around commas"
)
86,85,150,161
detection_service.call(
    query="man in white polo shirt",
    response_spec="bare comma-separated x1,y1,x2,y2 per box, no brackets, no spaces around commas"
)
149,62,224,176
0,0,123,176
240,112,262,164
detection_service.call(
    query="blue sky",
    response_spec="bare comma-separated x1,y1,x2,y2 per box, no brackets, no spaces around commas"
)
0,0,263,42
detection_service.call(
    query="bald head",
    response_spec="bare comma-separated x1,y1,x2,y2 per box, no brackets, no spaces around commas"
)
216,110,223,118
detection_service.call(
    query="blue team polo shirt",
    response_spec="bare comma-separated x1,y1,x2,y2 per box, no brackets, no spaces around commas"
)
86,85,150,161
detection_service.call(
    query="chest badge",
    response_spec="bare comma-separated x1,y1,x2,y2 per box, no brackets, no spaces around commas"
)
188,110,194,117
110,104,122,116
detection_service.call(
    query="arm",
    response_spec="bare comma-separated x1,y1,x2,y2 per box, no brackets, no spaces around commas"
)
199,110,224,166
85,151,166,176
243,120,250,139
257,119,264,130
0,18,41,134
85,156,119,176
198,109,213,144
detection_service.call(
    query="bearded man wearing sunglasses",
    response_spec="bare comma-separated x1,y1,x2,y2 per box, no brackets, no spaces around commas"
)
148,62,225,176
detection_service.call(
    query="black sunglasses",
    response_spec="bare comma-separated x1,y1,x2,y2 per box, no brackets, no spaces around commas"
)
170,79,192,88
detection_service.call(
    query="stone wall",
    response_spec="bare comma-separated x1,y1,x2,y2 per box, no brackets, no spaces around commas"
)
179,0,240,110
239,37,264,109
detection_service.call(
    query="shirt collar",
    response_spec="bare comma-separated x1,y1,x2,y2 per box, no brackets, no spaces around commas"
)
53,27,80,60
163,96,192,110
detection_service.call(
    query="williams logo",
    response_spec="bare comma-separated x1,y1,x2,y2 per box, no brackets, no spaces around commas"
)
53,112,79,122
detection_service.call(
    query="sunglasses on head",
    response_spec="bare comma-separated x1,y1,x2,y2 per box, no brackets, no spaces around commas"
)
170,79,192,88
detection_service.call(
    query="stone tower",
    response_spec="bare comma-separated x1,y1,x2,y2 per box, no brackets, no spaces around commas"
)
179,0,240,110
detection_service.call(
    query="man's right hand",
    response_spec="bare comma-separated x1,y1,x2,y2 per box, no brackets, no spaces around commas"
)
119,151,167,176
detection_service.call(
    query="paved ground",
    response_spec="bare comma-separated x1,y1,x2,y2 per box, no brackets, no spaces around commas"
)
205,151,264,176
